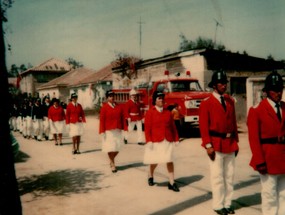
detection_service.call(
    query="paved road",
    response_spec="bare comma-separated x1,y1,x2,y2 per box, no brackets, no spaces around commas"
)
14,115,262,215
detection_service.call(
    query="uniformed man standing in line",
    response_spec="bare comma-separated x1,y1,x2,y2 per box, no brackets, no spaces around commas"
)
32,98,44,141
247,71,285,215
124,89,145,145
199,70,239,215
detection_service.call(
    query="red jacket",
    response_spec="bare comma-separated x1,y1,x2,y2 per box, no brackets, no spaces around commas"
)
247,99,285,174
48,105,65,122
144,106,179,143
124,99,144,121
65,102,86,124
199,94,239,153
99,103,126,134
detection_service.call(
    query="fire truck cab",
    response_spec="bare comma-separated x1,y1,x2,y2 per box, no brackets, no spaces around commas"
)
113,71,211,129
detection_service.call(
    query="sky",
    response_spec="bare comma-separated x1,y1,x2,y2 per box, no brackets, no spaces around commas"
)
4,0,285,70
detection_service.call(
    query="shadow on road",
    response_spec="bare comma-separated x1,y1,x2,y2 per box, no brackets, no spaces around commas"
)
156,175,204,188
17,169,103,198
14,150,30,163
117,162,145,171
149,175,260,215
233,193,261,210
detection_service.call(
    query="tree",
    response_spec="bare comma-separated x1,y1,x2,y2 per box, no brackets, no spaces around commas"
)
179,34,226,52
112,52,141,79
66,57,83,69
267,54,274,61
0,1,22,214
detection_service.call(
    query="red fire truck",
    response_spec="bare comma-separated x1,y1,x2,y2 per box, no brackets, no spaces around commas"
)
113,71,211,130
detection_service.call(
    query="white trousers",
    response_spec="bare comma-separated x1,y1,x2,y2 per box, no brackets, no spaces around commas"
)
33,119,43,140
23,116,33,137
125,120,144,143
260,174,285,215
209,151,235,210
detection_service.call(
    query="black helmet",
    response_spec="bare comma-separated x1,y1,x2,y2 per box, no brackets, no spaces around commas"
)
152,91,165,105
264,71,284,92
208,70,228,88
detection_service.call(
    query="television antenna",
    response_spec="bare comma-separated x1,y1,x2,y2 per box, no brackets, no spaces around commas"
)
138,17,145,59
213,18,222,45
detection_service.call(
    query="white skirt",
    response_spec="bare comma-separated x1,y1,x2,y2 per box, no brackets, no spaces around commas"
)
50,121,65,134
143,139,175,164
69,123,84,137
102,129,123,153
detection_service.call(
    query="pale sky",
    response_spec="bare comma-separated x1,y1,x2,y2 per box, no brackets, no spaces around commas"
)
4,0,285,70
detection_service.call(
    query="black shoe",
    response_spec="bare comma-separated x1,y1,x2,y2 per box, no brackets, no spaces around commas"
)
148,177,154,186
168,182,180,192
59,143,63,146
124,139,128,144
214,208,228,215
138,142,145,145
110,163,117,173
72,150,77,154
225,207,235,214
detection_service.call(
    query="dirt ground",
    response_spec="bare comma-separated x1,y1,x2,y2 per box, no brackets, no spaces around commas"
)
13,115,262,215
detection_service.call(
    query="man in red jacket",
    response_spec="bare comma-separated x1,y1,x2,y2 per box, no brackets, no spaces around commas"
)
124,89,145,145
199,70,239,215
247,71,285,215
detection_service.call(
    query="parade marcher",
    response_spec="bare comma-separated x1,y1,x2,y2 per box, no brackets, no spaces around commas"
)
66,93,86,154
99,90,126,173
9,103,19,131
199,70,239,215
247,71,285,215
143,91,180,192
48,98,66,146
42,95,52,140
22,99,33,139
124,89,145,145
32,98,44,141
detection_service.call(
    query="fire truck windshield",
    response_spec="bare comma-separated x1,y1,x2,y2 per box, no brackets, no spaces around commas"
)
170,80,203,92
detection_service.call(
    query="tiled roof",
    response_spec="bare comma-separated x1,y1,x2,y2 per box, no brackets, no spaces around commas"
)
37,67,95,90
76,64,113,85
21,58,71,75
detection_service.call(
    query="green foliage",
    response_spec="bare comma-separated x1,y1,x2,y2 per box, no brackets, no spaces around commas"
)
179,34,226,52
66,57,83,69
8,63,31,77
1,0,13,22
112,52,142,79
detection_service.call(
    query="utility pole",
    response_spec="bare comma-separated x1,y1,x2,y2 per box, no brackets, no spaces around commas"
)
138,17,145,59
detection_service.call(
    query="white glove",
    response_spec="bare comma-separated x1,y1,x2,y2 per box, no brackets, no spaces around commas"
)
146,142,153,150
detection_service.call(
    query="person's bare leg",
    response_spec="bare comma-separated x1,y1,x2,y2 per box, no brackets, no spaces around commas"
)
167,162,174,184
53,134,58,145
58,133,63,145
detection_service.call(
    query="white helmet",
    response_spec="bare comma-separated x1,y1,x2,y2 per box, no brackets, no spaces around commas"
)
129,89,138,96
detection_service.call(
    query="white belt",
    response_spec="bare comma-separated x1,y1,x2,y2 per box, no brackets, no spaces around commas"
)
130,113,139,116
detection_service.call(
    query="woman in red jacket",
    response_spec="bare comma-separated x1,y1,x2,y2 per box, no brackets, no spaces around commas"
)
48,98,66,146
65,93,86,154
99,90,126,173
143,91,180,192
